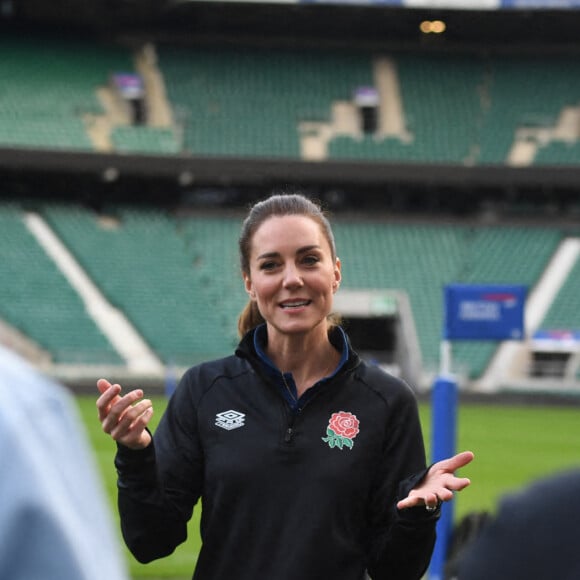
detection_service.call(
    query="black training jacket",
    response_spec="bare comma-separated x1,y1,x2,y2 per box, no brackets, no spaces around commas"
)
115,328,438,580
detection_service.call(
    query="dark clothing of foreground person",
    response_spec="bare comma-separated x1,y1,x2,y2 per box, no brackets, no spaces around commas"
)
458,468,580,580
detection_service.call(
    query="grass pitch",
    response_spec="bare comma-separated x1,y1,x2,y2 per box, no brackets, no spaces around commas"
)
76,395,580,579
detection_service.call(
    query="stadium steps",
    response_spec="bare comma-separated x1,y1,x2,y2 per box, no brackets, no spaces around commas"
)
539,243,580,381
3,198,572,386
0,309,52,366
536,239,580,351
478,237,580,390
373,57,409,140
41,205,247,366
479,55,580,164
134,43,174,128
0,204,122,365
24,211,163,374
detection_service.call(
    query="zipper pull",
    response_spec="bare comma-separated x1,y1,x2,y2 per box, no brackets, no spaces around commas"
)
285,427,293,443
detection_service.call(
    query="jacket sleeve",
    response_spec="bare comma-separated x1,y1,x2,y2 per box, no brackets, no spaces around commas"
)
365,375,438,580
114,369,203,563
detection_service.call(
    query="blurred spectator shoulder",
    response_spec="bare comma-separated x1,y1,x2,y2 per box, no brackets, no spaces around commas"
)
0,345,129,580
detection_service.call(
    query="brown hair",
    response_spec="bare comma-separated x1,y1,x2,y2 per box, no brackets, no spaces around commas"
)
237,193,340,337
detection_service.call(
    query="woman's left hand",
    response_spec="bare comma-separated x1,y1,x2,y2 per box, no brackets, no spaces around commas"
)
397,450,475,511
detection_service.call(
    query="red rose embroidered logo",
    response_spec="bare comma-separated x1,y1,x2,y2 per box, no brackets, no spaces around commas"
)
321,411,360,450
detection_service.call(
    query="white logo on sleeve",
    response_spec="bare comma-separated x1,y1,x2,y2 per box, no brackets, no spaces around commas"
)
215,410,246,431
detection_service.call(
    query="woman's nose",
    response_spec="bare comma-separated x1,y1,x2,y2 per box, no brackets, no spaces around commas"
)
283,265,303,288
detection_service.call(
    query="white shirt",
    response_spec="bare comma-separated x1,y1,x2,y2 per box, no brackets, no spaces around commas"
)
0,346,128,580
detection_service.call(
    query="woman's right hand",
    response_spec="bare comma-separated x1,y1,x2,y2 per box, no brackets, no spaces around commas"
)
96,378,153,449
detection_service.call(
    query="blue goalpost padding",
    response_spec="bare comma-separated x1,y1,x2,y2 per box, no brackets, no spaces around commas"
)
428,374,458,580
428,283,526,579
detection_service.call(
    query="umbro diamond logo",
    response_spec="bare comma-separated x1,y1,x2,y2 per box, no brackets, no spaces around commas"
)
215,410,246,431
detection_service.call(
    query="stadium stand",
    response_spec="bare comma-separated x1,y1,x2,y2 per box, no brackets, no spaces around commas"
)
40,204,246,366
538,252,580,332
3,32,580,167
533,248,580,381
333,221,563,378
1,23,579,389
1,196,573,383
0,202,122,364
0,34,133,151
479,55,580,165
153,43,580,166
158,43,374,158
110,126,180,155
534,141,580,165
0,34,181,156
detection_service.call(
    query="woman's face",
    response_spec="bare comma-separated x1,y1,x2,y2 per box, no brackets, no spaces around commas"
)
243,215,341,338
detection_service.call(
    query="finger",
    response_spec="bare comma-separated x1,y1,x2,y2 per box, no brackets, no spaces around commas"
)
446,476,472,493
424,492,440,509
397,493,432,510
101,389,144,433
112,398,153,432
433,450,475,473
396,497,418,510
111,403,153,437
96,382,122,422
110,403,154,448
96,378,113,394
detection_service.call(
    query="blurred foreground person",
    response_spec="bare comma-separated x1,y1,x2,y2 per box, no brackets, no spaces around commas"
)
458,468,580,580
97,192,473,580
0,345,128,580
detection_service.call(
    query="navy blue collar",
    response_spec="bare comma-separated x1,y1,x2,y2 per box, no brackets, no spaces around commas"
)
253,324,349,412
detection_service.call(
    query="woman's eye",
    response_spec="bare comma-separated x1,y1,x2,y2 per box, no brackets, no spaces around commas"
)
260,261,278,271
303,255,320,266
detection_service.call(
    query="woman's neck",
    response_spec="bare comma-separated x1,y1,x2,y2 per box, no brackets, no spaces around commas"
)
266,326,339,396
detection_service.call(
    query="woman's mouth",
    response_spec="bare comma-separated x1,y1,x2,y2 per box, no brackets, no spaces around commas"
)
280,300,312,309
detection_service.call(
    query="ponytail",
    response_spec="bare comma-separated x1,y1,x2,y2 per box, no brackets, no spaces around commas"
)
237,300,265,338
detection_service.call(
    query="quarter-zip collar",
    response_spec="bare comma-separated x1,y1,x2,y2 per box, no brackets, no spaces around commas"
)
240,324,350,412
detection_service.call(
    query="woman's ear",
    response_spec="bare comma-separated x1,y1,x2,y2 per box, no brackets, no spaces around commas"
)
333,257,342,292
243,274,256,300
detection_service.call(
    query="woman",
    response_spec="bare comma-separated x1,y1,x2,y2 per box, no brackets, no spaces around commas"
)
97,192,473,580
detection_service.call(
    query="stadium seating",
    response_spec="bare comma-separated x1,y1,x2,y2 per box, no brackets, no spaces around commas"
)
110,126,180,155
0,203,122,364
534,141,580,165
0,34,182,156
479,55,580,164
158,44,374,158
41,204,246,366
538,252,580,331
0,34,133,151
392,53,483,164
333,221,562,378
3,33,580,165
1,199,569,378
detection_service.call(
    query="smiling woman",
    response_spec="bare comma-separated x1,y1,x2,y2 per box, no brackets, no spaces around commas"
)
240,212,342,393
95,191,473,580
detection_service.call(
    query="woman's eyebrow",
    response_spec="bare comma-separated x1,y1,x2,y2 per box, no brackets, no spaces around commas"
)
257,245,321,261
257,251,279,260
296,245,321,254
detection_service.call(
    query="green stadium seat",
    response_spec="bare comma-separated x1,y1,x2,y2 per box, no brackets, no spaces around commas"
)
0,34,133,151
0,203,122,364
